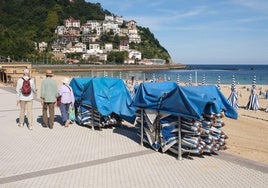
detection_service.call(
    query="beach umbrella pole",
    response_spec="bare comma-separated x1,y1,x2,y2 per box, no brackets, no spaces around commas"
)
177,116,182,160
140,108,144,146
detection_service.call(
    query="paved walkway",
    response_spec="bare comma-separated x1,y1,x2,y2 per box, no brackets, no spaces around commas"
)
0,86,267,188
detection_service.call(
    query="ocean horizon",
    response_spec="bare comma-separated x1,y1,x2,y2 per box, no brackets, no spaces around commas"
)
69,64,268,85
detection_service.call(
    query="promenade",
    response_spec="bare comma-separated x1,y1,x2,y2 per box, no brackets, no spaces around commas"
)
0,86,267,188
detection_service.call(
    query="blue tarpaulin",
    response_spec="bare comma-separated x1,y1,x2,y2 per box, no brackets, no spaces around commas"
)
132,82,237,120
132,82,202,119
180,85,238,119
80,77,136,124
69,77,92,101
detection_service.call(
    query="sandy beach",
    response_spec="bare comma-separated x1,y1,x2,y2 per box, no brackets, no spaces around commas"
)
219,84,268,165
8,72,268,165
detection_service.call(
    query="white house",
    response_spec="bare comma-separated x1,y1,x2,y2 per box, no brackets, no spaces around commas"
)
102,21,120,34
67,27,80,36
87,43,101,54
115,16,123,25
138,59,154,65
129,34,141,43
150,59,166,65
38,42,48,52
82,53,107,62
97,53,107,61
87,20,100,29
105,43,113,52
105,15,114,22
55,26,67,36
69,42,86,53
128,29,138,35
80,24,91,34
128,50,142,60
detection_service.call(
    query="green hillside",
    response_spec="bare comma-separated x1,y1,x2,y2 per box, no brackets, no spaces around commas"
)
0,0,171,63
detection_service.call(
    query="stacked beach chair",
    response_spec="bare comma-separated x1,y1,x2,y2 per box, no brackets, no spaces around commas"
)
133,82,237,159
70,77,136,130
135,110,228,155
76,104,120,129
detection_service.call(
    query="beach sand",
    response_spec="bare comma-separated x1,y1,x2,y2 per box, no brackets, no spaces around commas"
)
219,84,268,165
9,73,268,165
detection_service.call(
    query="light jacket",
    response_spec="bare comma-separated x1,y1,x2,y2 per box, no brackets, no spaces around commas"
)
58,84,75,104
41,77,58,103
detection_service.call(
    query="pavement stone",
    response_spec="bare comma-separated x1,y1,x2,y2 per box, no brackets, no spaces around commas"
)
0,86,267,188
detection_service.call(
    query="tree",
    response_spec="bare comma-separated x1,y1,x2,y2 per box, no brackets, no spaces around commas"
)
107,51,128,64
45,11,59,33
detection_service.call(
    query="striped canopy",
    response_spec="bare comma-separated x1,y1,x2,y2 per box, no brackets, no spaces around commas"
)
246,75,259,111
227,75,239,110
189,73,192,86
202,74,206,85
217,75,221,90
176,73,180,85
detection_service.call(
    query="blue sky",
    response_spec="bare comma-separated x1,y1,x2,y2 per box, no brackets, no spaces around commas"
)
86,0,268,64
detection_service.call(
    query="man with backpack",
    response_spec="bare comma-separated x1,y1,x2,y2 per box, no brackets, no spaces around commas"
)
16,68,36,130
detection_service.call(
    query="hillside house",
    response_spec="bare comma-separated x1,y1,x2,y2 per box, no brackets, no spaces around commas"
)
55,26,67,36
69,43,87,53
64,17,80,28
119,40,129,51
102,21,120,34
105,15,114,22
88,43,101,54
115,16,123,25
105,43,113,52
128,29,141,43
128,50,142,60
38,42,48,52
126,20,137,29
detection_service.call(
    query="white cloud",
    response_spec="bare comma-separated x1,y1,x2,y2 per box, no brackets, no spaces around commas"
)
127,5,210,30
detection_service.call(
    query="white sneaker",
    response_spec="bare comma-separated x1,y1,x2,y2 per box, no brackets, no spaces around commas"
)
28,126,33,130
18,123,23,127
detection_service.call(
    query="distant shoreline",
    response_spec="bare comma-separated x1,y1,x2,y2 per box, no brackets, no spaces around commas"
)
32,64,187,74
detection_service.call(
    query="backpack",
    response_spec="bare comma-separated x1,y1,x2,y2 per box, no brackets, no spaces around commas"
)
21,77,31,95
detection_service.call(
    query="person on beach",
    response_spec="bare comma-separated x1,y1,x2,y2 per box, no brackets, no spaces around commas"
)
58,77,75,127
40,70,58,129
16,69,36,130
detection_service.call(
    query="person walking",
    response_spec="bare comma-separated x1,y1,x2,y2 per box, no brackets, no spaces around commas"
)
58,77,75,127
40,70,58,129
16,69,36,130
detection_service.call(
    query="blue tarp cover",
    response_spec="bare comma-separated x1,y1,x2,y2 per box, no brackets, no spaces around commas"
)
80,77,136,123
69,77,92,101
132,82,237,120
132,82,202,119
180,85,238,119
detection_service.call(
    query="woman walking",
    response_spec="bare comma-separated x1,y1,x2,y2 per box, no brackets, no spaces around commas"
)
58,77,75,127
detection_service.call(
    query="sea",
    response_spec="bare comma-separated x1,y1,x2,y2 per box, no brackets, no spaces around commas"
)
75,64,268,85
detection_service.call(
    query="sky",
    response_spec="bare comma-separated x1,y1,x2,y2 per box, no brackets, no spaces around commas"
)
86,0,268,64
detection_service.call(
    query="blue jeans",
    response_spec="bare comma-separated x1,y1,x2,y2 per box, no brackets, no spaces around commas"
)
59,103,71,124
